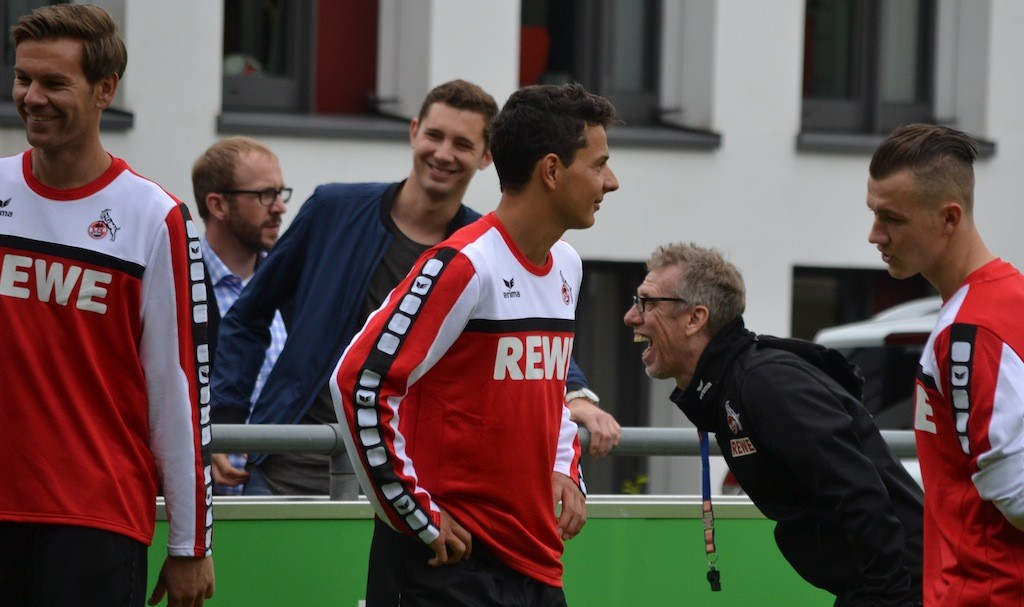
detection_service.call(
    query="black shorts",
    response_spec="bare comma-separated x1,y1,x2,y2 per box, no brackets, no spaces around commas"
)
365,517,567,607
0,522,147,607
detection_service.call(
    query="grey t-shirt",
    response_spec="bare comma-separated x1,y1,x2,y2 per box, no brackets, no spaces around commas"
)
258,217,431,495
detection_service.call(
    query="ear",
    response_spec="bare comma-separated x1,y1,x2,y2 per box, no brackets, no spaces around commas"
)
938,200,963,234
206,192,231,222
477,148,493,171
409,117,420,145
94,73,119,110
684,305,711,337
538,153,561,191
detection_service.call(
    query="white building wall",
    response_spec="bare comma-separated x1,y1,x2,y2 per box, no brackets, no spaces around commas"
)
3,0,1024,493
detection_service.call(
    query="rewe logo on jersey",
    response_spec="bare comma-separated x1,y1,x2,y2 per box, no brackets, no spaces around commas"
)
1,253,113,313
493,335,573,380
730,437,757,457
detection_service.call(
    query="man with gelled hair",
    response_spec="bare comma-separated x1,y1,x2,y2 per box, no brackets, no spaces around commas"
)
867,123,1024,606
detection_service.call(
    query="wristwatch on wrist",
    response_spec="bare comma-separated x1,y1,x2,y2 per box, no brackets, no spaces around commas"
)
564,387,600,405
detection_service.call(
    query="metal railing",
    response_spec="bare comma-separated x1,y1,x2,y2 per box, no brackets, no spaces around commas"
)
212,424,917,500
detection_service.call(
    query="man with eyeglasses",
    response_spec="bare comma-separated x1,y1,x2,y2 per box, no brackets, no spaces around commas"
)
624,242,924,606
192,136,290,494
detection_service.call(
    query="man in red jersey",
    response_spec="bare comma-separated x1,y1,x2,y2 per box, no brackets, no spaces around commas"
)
333,83,619,605
0,5,214,606
867,123,1024,606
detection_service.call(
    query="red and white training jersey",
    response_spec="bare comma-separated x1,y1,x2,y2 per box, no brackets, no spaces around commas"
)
0,151,213,557
916,259,1024,606
333,212,584,587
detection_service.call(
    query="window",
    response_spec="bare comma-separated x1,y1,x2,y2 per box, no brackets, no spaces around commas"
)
521,0,661,126
220,0,718,146
802,0,935,134
222,0,378,115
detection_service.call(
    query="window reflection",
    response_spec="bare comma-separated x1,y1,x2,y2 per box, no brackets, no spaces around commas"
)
223,0,292,79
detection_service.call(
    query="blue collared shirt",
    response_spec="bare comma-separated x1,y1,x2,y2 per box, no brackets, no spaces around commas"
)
201,237,286,408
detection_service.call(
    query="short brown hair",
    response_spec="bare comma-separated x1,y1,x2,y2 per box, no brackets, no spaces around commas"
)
417,80,498,146
870,123,979,212
11,4,127,83
647,243,746,335
490,83,617,194
192,137,277,220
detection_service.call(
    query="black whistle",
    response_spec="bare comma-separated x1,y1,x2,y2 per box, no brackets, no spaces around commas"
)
707,568,721,591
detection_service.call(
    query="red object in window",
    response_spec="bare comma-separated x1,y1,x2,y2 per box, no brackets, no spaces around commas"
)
315,0,378,114
520,26,550,87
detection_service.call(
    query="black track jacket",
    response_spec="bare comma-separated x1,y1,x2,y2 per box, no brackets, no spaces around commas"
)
672,318,924,606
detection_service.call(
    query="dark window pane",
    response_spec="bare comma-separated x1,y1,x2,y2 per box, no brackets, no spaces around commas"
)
803,0,861,100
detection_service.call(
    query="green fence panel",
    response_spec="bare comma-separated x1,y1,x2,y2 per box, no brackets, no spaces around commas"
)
147,498,832,606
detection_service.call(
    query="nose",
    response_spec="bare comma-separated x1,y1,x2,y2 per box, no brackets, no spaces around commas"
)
624,302,641,326
270,194,287,214
434,139,455,162
18,80,46,107
605,167,619,193
867,217,886,245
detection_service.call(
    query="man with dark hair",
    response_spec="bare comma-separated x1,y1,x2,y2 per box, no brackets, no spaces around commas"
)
192,136,290,494
334,83,619,605
624,242,924,606
0,4,214,606
867,123,1024,605
212,80,621,496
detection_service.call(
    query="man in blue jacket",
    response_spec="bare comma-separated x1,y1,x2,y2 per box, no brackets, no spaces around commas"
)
211,80,620,495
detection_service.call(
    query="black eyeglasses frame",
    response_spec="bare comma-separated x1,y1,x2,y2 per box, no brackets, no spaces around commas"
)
220,187,293,206
632,294,690,313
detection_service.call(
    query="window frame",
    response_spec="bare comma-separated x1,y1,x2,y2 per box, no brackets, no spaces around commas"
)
579,0,662,126
801,0,936,135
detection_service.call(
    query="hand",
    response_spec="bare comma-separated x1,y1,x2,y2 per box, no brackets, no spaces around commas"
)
567,399,621,457
552,472,586,540
427,508,473,566
211,453,249,487
148,556,215,606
